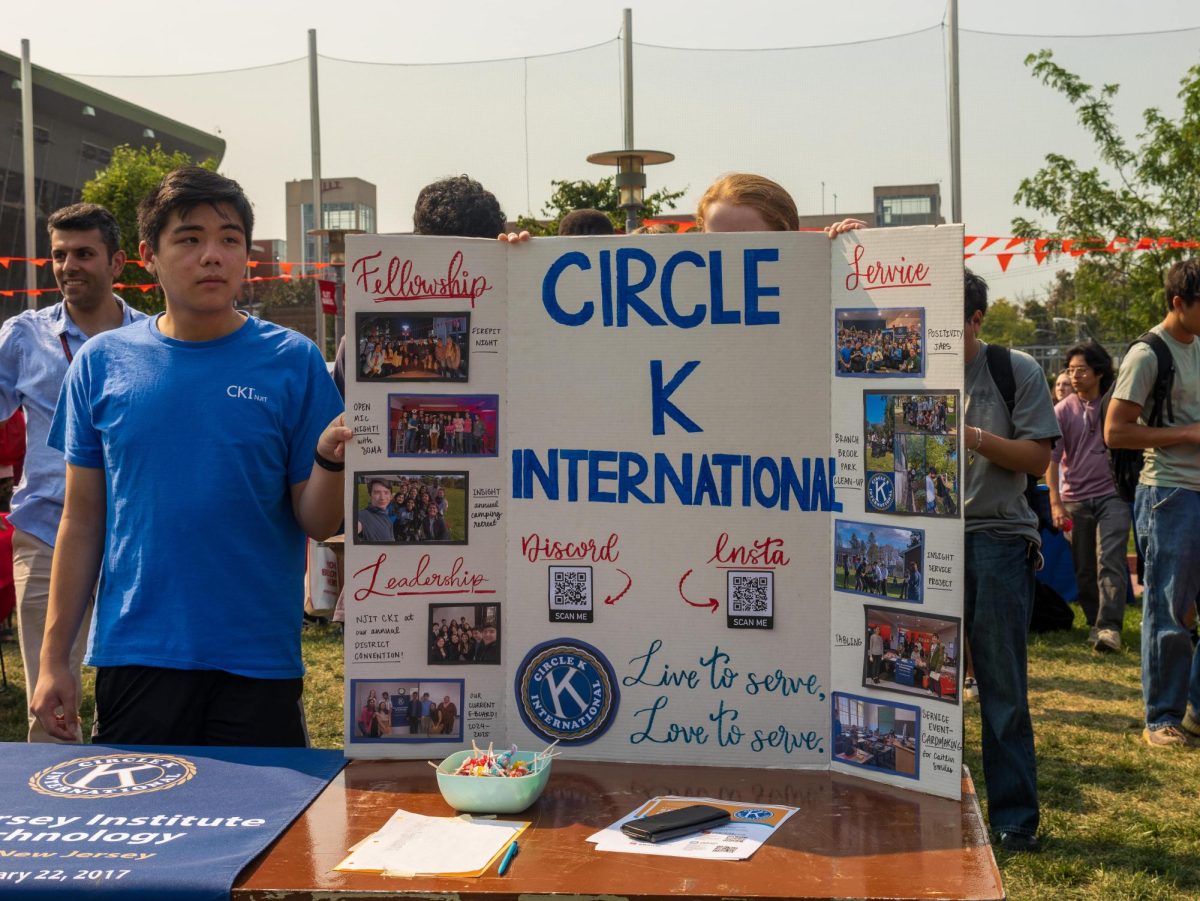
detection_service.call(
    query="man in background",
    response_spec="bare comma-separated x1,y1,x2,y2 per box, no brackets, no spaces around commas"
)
0,203,146,741
1106,259,1200,748
558,208,615,236
963,270,1059,852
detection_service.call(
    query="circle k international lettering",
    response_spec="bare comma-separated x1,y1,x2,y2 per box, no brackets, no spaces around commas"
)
514,638,619,745
29,754,197,799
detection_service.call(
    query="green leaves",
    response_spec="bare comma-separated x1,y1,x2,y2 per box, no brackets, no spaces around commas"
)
514,176,685,236
1012,51,1200,343
81,145,217,314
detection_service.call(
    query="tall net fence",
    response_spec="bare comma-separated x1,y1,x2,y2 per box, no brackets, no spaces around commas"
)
3,24,1197,324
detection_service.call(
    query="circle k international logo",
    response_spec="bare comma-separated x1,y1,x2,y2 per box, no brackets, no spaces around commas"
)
29,754,197,799
866,473,895,512
515,638,619,745
734,808,773,821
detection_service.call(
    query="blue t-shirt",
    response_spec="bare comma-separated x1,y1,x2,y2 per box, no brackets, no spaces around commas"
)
49,315,343,678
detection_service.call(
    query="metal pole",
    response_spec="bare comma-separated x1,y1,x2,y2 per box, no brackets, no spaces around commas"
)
622,8,634,151
333,249,344,349
621,9,637,233
947,0,962,225
308,28,326,356
21,40,37,310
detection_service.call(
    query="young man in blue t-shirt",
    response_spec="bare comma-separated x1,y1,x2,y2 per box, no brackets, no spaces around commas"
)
31,167,350,747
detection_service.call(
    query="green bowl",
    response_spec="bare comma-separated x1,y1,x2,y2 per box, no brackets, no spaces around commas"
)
435,750,552,814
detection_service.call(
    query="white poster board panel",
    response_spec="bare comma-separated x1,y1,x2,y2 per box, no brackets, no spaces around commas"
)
828,226,965,800
505,233,833,769
342,236,509,759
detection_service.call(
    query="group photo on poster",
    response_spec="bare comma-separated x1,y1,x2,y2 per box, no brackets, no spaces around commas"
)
864,391,960,517
428,603,502,665
834,308,924,376
388,394,499,457
353,470,468,545
832,692,919,779
350,679,464,743
834,519,924,603
356,312,470,382
862,606,961,704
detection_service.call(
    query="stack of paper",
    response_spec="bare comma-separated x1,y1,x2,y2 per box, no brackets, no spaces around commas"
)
587,796,797,861
336,808,527,877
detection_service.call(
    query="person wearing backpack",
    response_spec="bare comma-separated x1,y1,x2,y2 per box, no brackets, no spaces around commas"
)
1046,341,1130,653
1105,259,1200,749
963,270,1060,852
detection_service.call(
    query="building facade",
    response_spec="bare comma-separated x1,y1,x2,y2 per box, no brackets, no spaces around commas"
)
285,177,377,268
0,50,224,318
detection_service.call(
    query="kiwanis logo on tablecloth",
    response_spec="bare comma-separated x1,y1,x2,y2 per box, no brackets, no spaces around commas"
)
515,638,619,745
29,754,197,799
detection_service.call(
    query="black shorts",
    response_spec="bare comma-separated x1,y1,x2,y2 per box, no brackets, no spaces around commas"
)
93,665,308,747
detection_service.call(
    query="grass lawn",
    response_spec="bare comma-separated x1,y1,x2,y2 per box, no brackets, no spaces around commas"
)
3,607,1199,898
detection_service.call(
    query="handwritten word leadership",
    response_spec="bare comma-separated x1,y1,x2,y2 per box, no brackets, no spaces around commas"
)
512,450,843,512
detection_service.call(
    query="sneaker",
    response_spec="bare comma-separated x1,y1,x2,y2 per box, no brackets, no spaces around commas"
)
1094,629,1122,653
1182,708,1200,741
997,831,1040,853
963,677,979,702
1142,725,1197,748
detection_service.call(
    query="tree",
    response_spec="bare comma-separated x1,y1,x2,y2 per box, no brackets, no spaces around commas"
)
979,298,1036,347
82,145,218,314
1012,51,1200,341
514,177,686,236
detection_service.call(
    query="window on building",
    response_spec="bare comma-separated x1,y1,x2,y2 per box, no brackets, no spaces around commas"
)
878,196,935,227
836,696,865,728
80,142,112,165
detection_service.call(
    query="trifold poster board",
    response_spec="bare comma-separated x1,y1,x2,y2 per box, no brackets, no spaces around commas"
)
342,227,965,800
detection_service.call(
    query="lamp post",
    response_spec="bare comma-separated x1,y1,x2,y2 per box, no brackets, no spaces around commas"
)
308,227,364,354
585,150,674,233
585,9,673,234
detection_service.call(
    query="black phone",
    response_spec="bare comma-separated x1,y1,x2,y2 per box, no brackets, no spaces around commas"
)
620,804,731,843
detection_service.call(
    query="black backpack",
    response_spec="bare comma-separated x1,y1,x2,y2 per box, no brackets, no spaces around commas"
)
1098,332,1175,503
984,344,1053,532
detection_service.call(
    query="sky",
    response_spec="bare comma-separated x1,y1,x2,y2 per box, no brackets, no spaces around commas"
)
9,0,1200,302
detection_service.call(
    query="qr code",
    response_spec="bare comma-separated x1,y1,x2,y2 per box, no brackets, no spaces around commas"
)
728,571,774,615
549,566,592,609
712,845,740,854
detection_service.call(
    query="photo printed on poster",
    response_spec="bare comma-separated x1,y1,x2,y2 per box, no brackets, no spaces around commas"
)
353,470,469,545
428,602,501,665
863,391,960,518
349,678,465,744
834,519,924,604
356,312,471,383
862,605,960,705
832,691,920,780
834,307,924,378
387,393,499,458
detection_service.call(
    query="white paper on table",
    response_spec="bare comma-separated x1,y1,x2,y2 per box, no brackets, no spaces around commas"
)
586,796,797,860
335,809,526,876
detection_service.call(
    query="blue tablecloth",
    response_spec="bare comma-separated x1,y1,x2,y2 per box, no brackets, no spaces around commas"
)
0,743,344,900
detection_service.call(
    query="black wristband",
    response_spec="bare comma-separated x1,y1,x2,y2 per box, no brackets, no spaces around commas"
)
313,450,345,473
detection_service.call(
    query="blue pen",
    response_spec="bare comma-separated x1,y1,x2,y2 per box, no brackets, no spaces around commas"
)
497,840,519,876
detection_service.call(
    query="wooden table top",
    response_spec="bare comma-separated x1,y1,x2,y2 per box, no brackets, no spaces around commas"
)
234,759,1003,901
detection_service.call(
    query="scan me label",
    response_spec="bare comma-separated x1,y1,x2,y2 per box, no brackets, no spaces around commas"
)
514,639,619,745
